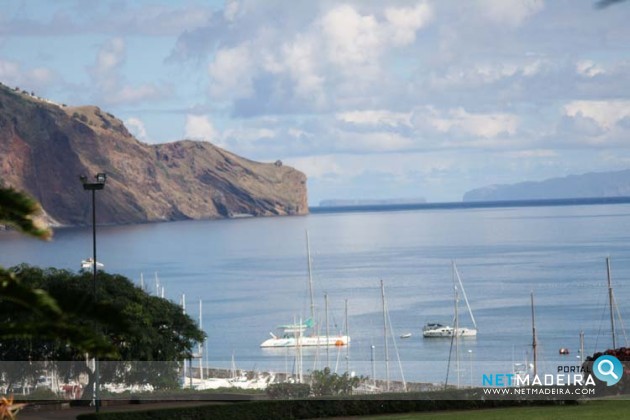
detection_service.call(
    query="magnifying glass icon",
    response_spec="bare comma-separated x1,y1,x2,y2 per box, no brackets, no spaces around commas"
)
597,359,619,380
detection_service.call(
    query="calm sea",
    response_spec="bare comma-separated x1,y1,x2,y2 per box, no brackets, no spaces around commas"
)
2,203,629,385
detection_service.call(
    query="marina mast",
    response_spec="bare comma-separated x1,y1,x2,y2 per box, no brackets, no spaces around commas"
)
381,280,390,391
531,292,537,377
606,257,616,349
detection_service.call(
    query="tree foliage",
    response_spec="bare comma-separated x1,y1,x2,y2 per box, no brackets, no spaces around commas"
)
0,265,205,392
0,186,51,240
266,382,311,400
0,187,113,355
310,368,365,397
0,187,205,393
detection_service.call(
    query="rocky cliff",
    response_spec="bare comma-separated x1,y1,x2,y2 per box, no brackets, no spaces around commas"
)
0,84,308,226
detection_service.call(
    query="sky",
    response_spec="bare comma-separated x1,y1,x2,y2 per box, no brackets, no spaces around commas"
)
1,0,630,204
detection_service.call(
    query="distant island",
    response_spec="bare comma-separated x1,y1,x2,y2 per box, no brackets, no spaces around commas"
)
319,198,426,207
463,170,630,202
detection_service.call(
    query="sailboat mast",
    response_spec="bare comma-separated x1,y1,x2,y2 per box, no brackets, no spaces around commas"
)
580,330,585,363
306,230,315,321
606,257,617,349
381,280,390,391
453,262,460,388
531,292,537,377
295,315,303,383
345,299,350,373
454,263,477,330
181,293,187,382
325,292,330,367
199,299,204,380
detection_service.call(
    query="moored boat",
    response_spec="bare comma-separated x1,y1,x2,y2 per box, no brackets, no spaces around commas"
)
260,319,350,348
80,258,104,270
422,323,477,337
260,230,351,348
423,262,477,338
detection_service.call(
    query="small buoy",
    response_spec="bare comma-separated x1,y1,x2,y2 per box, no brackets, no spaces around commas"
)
335,340,344,347
559,347,570,355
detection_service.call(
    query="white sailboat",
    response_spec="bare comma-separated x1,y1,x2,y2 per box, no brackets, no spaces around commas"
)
260,231,350,348
423,261,477,338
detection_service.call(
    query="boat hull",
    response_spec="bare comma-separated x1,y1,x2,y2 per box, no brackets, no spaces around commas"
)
422,327,477,338
260,335,350,348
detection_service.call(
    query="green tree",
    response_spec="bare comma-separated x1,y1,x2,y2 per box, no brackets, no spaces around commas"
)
310,367,365,397
0,187,205,396
0,186,113,355
0,265,205,395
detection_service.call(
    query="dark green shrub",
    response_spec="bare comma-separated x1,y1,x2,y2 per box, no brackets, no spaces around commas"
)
266,382,311,399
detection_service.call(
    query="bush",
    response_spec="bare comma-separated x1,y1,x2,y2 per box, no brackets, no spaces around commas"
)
311,368,365,397
266,383,311,399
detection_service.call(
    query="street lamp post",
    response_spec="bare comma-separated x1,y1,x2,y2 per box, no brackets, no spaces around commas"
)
80,172,106,412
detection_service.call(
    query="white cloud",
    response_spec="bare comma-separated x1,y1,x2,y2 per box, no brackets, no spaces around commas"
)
203,2,434,112
29,67,55,84
89,37,168,105
0,61,20,80
476,0,544,27
424,107,519,138
129,6,212,35
505,149,556,158
208,43,254,100
185,115,219,141
107,85,164,105
336,110,412,127
0,60,55,90
576,60,605,78
334,131,415,152
0,3,215,37
319,3,432,71
287,128,311,139
224,0,239,22
280,35,325,103
222,127,275,142
430,59,549,89
285,155,346,179
125,117,147,140
285,152,459,186
91,37,125,91
384,3,433,46
320,5,382,68
564,100,630,130
522,59,546,77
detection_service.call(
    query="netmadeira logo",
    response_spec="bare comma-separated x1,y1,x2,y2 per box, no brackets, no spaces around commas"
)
482,371,596,387
481,355,624,388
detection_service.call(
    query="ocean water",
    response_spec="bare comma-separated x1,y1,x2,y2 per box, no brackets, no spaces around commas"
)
2,203,630,386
